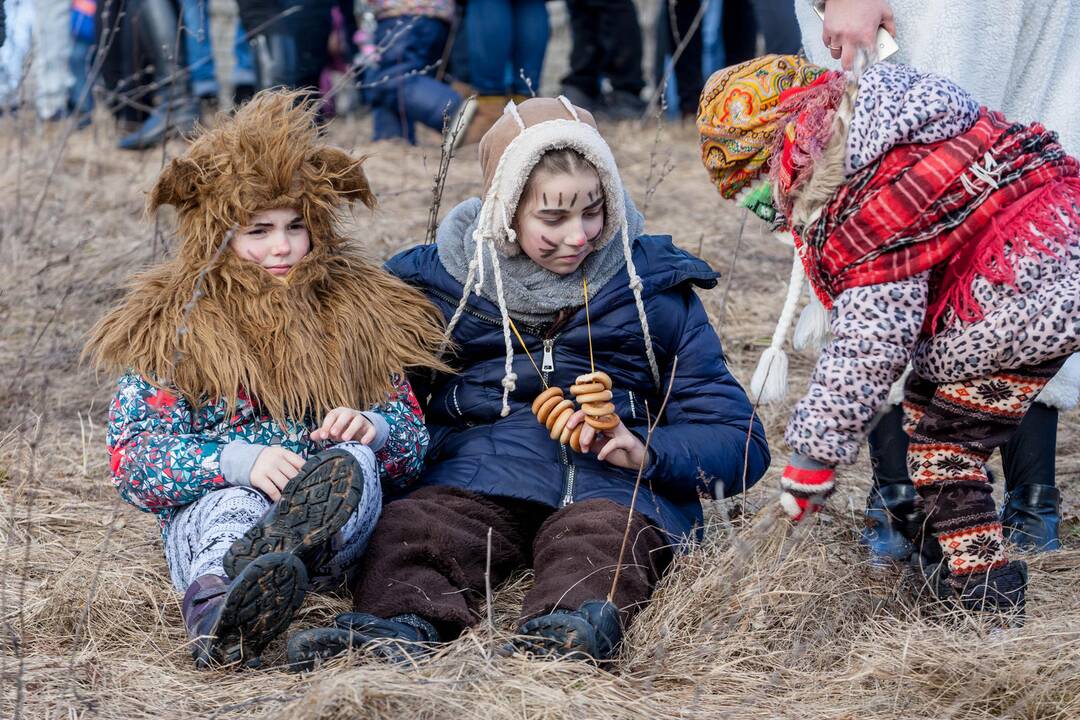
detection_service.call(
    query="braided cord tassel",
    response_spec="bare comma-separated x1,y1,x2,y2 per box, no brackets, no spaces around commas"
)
441,230,487,357
620,219,660,386
487,233,518,417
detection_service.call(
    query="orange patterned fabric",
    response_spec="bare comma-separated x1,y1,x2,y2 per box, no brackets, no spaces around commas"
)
697,55,827,199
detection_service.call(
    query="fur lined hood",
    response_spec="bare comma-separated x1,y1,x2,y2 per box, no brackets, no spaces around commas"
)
86,91,448,421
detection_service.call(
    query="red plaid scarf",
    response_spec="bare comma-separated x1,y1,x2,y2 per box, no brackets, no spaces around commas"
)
795,110,1080,332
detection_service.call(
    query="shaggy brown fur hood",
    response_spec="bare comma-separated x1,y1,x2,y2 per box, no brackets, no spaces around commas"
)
86,91,448,421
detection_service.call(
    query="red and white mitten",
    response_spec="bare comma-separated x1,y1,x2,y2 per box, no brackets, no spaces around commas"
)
780,458,836,521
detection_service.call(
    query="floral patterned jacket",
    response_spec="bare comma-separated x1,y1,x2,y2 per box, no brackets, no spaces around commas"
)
106,372,428,529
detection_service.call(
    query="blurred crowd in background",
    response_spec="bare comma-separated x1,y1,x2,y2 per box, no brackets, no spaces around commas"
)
0,0,799,150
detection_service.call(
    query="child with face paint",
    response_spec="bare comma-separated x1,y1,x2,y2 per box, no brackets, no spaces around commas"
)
284,97,769,669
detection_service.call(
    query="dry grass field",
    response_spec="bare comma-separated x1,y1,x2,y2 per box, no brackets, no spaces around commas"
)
1,101,1078,719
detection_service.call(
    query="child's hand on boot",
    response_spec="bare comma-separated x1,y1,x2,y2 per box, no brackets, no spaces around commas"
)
568,411,650,471
780,455,836,521
250,446,305,501
311,407,376,444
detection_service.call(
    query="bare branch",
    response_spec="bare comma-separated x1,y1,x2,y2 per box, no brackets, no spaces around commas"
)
425,98,471,244
609,355,679,602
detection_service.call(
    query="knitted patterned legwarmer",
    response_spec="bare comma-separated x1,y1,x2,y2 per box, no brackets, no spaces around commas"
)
165,443,383,592
165,486,272,592
902,360,1063,581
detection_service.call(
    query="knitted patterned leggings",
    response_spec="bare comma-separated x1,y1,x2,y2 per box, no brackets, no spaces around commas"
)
163,442,382,592
902,358,1065,580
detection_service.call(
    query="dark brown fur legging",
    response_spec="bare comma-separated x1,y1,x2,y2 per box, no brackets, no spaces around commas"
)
348,486,673,637
902,357,1065,579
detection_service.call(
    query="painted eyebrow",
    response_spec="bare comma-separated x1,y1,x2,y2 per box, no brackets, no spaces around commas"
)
583,197,603,209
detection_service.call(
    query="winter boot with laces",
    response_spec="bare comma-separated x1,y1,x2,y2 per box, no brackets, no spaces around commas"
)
286,612,440,671
224,447,366,580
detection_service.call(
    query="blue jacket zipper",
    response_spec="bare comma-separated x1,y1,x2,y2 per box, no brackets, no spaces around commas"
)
430,287,577,505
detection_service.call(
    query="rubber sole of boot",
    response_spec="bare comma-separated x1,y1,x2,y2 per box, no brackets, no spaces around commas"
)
514,614,600,662
195,552,308,669
223,449,363,579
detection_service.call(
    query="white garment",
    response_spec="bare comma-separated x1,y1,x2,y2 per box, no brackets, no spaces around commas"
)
0,0,32,107
795,0,1080,155
0,0,74,116
31,0,73,117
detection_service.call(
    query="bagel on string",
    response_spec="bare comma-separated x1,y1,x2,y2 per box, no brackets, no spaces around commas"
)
530,386,586,451
570,371,620,431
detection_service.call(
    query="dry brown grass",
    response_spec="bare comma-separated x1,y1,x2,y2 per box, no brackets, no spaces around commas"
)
1,107,1079,720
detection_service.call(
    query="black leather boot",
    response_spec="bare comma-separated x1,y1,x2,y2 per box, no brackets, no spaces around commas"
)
116,0,198,150
953,560,1028,625
514,600,623,663
1001,403,1061,551
118,94,199,150
287,612,440,671
862,406,919,564
250,31,299,90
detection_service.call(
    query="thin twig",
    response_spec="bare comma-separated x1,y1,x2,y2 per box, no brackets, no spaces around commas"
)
518,69,537,98
13,406,45,720
66,502,123,708
667,0,683,48
152,5,188,256
485,526,494,633
321,17,424,104
425,98,472,244
641,93,674,218
22,0,124,247
717,209,749,325
609,356,679,602
434,11,460,83
4,234,97,396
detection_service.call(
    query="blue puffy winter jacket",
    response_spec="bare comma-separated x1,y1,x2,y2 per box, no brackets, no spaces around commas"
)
385,234,770,540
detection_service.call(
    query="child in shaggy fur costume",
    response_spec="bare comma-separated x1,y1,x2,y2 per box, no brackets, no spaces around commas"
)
697,55,1080,621
284,96,770,670
85,91,449,669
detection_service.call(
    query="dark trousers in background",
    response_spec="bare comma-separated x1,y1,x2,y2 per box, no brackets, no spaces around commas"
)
368,16,460,143
349,486,673,637
562,0,645,99
654,0,703,115
465,0,549,96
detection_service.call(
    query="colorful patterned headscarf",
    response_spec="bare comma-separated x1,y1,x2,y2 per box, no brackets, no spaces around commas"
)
697,55,831,202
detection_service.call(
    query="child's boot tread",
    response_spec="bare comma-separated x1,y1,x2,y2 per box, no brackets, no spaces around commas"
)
194,552,307,668
224,449,363,579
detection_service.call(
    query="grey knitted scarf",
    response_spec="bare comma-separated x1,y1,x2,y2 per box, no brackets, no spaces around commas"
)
436,191,646,325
